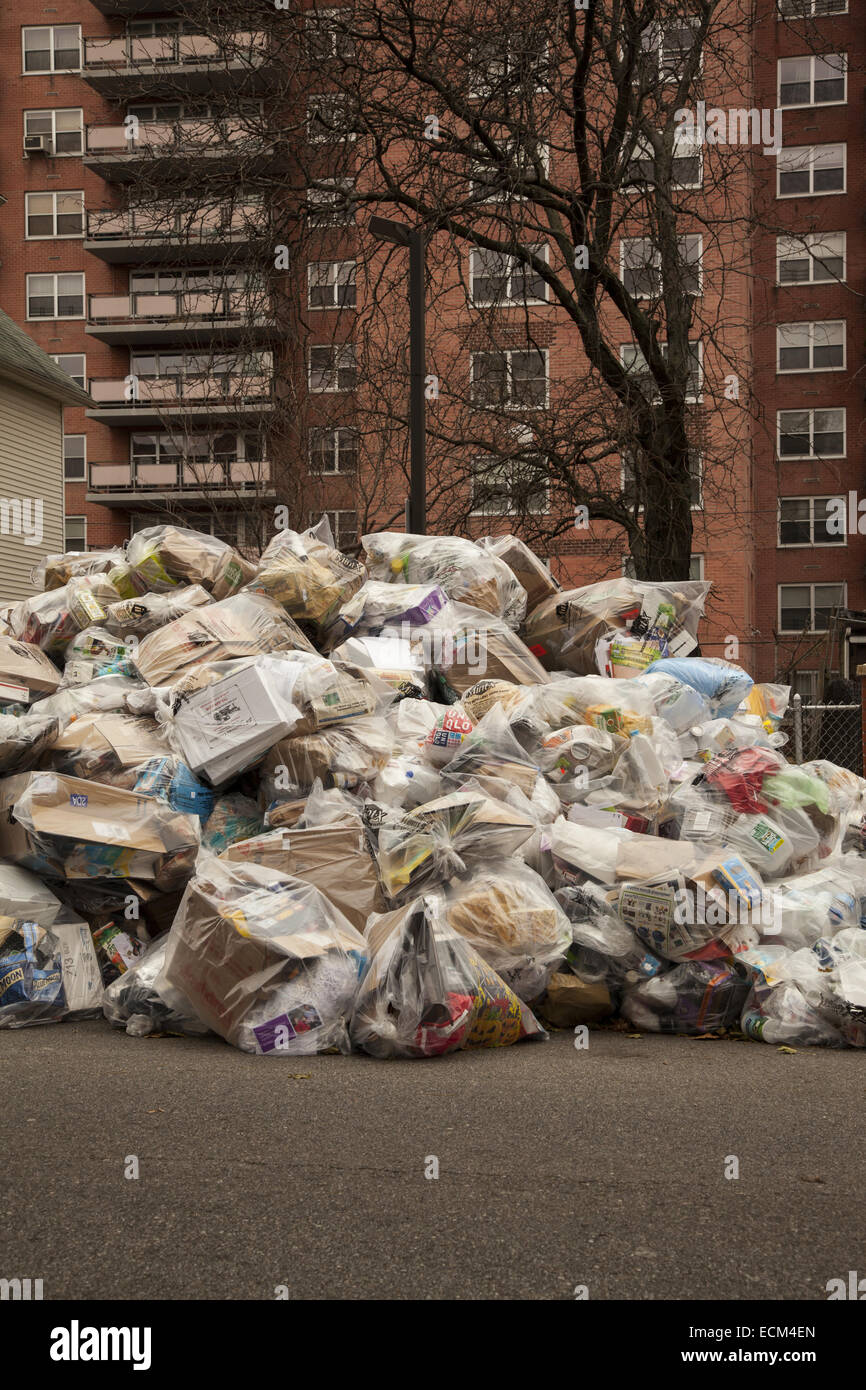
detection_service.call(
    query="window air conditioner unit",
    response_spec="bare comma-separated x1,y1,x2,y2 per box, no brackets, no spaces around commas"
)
24,135,52,155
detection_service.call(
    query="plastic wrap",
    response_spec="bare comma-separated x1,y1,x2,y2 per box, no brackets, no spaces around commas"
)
621,957,752,1034
476,533,560,612
33,548,125,593
351,893,546,1057
103,936,210,1037
161,853,368,1054
412,601,548,699
11,771,200,890
201,794,265,852
523,578,711,674
362,532,526,626
373,788,536,901
0,709,59,775
125,524,256,598
250,525,365,636
133,591,315,687
9,574,120,659
443,859,572,1000
104,585,212,637
0,919,65,1028
260,715,394,808
439,703,539,799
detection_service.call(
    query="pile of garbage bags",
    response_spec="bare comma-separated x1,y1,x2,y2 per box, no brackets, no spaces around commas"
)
0,518,864,1056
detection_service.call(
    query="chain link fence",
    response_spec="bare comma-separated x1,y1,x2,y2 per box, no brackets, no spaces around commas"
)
781,695,862,775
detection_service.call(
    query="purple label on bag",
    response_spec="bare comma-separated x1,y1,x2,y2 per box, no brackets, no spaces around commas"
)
253,1015,297,1053
397,586,447,626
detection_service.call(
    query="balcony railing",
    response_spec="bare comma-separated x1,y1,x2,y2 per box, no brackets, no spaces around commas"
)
82,31,268,71
85,118,251,155
87,288,268,326
88,373,273,407
89,458,271,490
86,202,264,243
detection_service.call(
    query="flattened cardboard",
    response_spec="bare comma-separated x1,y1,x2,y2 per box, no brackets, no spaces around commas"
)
0,636,62,698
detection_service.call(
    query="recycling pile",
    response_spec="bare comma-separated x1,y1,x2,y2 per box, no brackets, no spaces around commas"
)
0,519,865,1055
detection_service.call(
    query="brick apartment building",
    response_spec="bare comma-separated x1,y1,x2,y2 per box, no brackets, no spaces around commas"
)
0,1,860,692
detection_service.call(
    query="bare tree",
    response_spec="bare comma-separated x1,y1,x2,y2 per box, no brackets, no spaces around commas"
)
82,0,860,605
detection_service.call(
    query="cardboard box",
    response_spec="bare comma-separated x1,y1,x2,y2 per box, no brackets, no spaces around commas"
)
538,973,613,1026
481,534,560,612
48,712,170,774
173,662,300,785
9,772,200,888
53,918,102,1014
134,592,314,687
0,774,35,863
0,863,62,923
221,824,384,930
0,637,62,700
163,869,363,1046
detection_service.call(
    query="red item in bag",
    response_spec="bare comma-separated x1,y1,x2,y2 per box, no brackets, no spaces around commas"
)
703,747,781,815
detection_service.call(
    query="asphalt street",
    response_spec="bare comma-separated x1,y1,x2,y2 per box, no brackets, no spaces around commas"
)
2,1020,863,1300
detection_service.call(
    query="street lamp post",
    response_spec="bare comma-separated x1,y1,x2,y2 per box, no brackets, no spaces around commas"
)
368,216,427,534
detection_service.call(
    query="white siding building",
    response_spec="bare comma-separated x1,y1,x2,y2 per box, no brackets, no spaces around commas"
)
0,309,91,603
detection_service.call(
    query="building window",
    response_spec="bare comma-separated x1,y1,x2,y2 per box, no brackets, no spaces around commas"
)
778,497,845,547
777,320,845,372
622,450,702,509
306,95,356,143
777,0,846,12
311,509,358,549
471,349,548,409
620,340,703,402
620,235,701,298
309,427,358,473
305,179,355,226
50,354,86,389
24,109,83,156
470,456,549,515
778,53,846,107
470,246,548,305
789,669,819,703
639,19,701,81
308,344,357,392
625,554,704,581
22,25,81,73
776,232,845,285
63,435,86,481
467,32,548,98
25,191,84,240
307,261,356,310
777,408,845,459
27,273,85,320
625,131,702,188
470,140,549,203
777,143,845,197
64,515,87,552
779,583,845,632
304,10,354,62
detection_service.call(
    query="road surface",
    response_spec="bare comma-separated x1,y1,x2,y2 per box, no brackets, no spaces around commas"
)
2,1021,862,1300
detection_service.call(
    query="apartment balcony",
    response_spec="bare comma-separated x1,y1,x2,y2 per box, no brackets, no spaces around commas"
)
85,373,275,426
87,457,274,508
84,203,266,264
83,120,291,183
89,0,173,14
85,290,275,346
81,33,278,97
